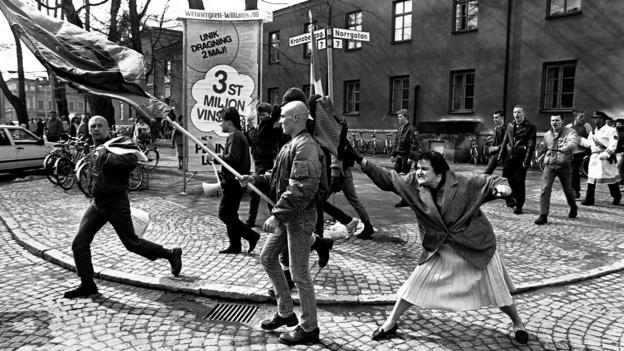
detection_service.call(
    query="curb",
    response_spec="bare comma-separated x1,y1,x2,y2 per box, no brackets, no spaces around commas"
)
4,213,624,305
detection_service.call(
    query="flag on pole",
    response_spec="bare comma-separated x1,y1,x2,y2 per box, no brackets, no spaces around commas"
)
308,10,324,96
0,0,170,118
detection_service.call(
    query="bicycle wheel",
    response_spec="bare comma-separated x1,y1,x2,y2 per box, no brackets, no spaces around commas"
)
144,148,160,172
581,155,589,176
43,153,61,185
76,161,93,198
538,155,545,172
54,157,75,190
128,165,144,191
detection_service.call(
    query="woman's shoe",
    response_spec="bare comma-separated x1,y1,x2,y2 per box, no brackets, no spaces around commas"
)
512,323,529,344
372,322,398,341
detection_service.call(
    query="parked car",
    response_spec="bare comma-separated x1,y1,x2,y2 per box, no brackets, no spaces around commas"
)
0,124,54,172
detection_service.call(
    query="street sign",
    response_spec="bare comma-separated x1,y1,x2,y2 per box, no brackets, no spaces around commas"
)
332,27,370,41
317,39,327,50
332,39,343,49
289,29,326,46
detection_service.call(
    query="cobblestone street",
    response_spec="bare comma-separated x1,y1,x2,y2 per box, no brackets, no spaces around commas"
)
1,144,623,350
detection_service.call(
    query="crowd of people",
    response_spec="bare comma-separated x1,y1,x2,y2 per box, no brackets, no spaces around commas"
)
58,90,623,347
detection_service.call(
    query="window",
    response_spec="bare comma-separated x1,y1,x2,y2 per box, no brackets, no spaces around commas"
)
269,31,280,64
268,87,280,106
69,101,74,111
390,76,410,113
165,60,172,77
346,11,363,50
450,70,475,113
392,0,412,42
303,23,313,58
48,101,53,110
37,100,44,110
78,102,84,111
8,128,39,144
453,0,478,32
344,80,360,114
0,130,11,146
302,84,311,99
548,0,581,17
542,61,576,110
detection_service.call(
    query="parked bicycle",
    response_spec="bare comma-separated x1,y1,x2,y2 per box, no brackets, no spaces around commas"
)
383,132,395,156
53,139,91,190
136,139,159,172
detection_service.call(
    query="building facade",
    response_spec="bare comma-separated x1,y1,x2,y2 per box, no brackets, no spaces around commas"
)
262,0,624,140
0,77,137,127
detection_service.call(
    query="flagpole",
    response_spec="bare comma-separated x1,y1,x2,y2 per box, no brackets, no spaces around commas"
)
164,116,276,207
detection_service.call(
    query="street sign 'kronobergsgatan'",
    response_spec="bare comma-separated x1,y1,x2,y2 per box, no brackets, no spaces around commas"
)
288,29,327,46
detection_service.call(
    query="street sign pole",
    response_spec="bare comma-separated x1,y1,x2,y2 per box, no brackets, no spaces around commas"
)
327,30,334,101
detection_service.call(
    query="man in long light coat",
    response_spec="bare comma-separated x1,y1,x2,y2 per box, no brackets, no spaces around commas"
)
579,111,621,205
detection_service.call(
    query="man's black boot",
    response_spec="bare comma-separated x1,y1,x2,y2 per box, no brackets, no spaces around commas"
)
581,183,595,206
64,278,98,299
312,237,333,268
169,247,182,277
534,215,547,225
279,325,320,345
608,183,621,205
261,313,298,331
356,222,375,240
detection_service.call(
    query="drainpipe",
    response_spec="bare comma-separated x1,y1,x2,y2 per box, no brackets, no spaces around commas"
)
502,0,512,124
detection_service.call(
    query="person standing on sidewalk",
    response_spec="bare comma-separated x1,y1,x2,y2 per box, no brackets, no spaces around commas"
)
244,102,282,228
341,146,529,344
217,107,261,254
567,110,590,198
534,115,579,225
240,100,326,346
579,111,621,206
64,116,182,299
391,109,418,207
45,110,63,142
484,110,507,175
497,105,537,214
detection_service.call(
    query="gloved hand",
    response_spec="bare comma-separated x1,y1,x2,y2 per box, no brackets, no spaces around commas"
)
330,176,343,193
341,141,363,165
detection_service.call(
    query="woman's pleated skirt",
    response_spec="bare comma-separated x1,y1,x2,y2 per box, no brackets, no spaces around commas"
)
396,244,514,312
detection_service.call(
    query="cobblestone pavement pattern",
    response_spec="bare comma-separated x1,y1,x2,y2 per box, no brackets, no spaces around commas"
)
1,143,624,349
1,216,623,350
0,144,623,303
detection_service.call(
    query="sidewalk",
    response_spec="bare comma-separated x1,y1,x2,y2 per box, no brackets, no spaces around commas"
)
1,140,623,305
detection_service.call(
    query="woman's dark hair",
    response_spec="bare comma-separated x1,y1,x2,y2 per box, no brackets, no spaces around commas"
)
417,151,450,175
221,107,241,130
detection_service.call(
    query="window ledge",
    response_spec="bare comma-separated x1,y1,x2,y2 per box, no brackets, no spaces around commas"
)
451,28,478,35
538,108,574,113
391,39,412,45
344,112,360,117
448,110,474,115
546,10,582,20
345,47,363,52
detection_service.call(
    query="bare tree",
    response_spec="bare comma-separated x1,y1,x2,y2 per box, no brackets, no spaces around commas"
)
0,30,29,126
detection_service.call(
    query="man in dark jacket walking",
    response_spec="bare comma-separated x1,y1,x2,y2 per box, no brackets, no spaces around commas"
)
484,110,507,175
218,107,261,254
245,102,282,227
64,116,182,299
497,105,537,214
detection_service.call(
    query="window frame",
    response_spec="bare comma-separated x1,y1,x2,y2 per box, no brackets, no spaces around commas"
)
269,31,280,64
546,0,582,19
449,69,476,114
345,10,363,51
389,75,410,114
540,60,577,112
392,0,412,44
452,0,479,34
344,80,361,115
267,87,281,106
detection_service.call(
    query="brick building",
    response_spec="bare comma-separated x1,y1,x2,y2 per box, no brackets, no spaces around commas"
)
262,0,624,159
